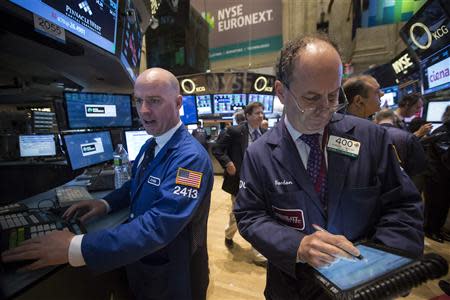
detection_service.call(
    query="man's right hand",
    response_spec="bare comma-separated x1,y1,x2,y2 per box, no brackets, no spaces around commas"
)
297,231,360,268
226,162,237,176
62,200,108,223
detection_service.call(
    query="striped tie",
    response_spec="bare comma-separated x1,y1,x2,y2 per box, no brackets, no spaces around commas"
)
299,134,327,210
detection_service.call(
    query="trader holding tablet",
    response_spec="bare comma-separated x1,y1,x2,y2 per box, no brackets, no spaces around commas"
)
234,34,424,299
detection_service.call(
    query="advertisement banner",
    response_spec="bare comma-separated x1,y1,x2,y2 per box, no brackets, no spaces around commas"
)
191,0,282,61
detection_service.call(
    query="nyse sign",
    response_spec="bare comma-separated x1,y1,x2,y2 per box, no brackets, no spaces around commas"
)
392,53,414,74
409,22,448,50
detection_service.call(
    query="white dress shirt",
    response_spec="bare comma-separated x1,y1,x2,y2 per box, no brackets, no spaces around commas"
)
68,121,183,267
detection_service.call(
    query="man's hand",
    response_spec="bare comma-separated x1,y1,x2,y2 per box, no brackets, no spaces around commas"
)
414,123,432,138
297,231,360,268
225,162,237,176
63,200,107,223
1,229,74,271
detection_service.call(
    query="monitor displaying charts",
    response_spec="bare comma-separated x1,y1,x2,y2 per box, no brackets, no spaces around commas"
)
196,95,213,116
19,134,56,157
213,94,247,114
248,94,274,113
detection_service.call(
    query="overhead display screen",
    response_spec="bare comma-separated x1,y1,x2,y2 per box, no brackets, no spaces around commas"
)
380,86,399,108
10,0,119,54
213,94,247,114
248,94,274,113
65,92,132,129
180,95,198,125
196,95,213,115
422,45,450,95
120,0,142,81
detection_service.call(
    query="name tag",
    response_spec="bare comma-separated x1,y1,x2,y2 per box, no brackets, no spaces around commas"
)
327,135,360,158
148,176,161,186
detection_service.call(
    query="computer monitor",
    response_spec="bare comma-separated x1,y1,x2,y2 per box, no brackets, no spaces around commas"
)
65,92,132,129
196,95,213,115
180,95,198,125
426,101,450,122
213,94,247,114
19,134,56,158
124,130,152,161
10,0,119,54
63,131,114,170
380,86,399,108
248,94,274,113
421,44,450,95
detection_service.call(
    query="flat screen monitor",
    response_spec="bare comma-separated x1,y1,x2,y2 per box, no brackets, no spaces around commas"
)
63,131,114,170
196,95,213,115
124,130,152,161
421,45,450,95
426,101,450,122
19,134,56,157
380,86,399,108
180,95,198,125
248,94,274,113
10,0,119,54
213,94,247,114
119,0,142,81
65,92,132,129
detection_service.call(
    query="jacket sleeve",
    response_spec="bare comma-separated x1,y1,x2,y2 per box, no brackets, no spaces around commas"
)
212,128,233,168
81,152,213,273
371,129,424,257
405,135,427,176
103,180,131,212
234,149,304,278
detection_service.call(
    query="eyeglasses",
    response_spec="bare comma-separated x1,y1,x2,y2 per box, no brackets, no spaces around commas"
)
284,83,348,115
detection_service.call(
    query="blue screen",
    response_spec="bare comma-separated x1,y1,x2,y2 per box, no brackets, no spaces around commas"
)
180,95,198,125
63,131,114,170
65,92,132,129
316,245,413,290
248,94,274,113
9,0,119,54
19,134,56,157
213,94,247,114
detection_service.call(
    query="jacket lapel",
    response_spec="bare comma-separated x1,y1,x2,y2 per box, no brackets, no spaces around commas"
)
131,126,185,200
241,123,249,155
269,119,326,217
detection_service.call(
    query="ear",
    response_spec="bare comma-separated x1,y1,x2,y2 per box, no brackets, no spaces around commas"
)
354,95,364,107
274,80,286,105
176,95,182,110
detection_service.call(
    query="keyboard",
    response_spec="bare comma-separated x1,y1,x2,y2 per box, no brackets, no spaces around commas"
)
0,209,85,270
0,203,28,215
56,186,94,207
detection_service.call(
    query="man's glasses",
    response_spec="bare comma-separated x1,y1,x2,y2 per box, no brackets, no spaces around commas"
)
284,83,349,115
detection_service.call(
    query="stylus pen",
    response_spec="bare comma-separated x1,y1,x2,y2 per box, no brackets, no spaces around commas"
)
312,224,364,260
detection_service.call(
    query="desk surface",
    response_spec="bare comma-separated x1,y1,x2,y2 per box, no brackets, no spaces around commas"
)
0,178,129,299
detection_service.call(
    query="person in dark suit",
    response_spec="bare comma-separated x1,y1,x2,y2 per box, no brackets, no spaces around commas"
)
212,102,267,263
374,109,426,177
2,68,214,300
234,34,423,299
192,121,209,149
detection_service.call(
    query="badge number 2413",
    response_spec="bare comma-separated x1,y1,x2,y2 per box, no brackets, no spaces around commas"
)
173,186,198,198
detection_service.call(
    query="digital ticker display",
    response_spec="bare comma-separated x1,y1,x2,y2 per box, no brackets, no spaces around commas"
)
120,0,142,81
10,0,119,54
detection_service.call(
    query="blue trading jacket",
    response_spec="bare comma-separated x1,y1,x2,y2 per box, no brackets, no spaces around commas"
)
81,125,213,300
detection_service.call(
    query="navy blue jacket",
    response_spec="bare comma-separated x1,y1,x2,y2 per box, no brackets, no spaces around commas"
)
235,115,424,299
380,123,426,177
81,126,213,300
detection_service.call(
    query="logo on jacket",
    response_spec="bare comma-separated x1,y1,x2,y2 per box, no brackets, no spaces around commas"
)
272,206,305,230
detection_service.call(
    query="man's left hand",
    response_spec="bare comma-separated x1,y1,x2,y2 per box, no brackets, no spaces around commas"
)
1,229,74,271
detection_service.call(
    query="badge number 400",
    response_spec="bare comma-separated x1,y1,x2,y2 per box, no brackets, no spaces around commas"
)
173,186,198,198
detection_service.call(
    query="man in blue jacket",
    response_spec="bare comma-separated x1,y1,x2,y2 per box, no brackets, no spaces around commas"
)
2,68,214,300
234,35,424,299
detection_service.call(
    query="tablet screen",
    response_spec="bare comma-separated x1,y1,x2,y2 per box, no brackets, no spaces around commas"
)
316,245,413,290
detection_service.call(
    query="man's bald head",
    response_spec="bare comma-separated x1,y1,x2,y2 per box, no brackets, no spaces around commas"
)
135,67,180,96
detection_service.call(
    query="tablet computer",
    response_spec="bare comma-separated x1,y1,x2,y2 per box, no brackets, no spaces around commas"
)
313,242,418,299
